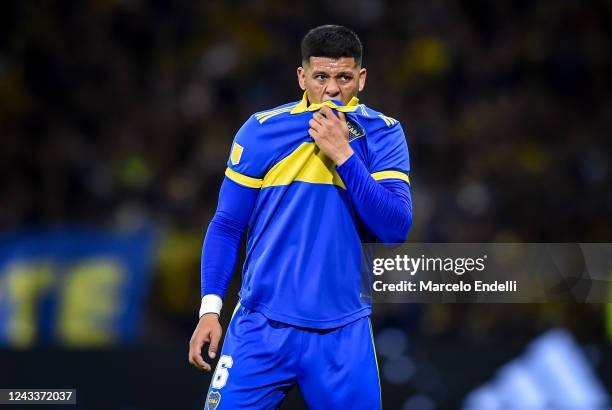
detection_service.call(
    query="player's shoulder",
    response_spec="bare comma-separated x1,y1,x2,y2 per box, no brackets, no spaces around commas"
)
234,100,301,145
251,100,301,125
353,104,403,134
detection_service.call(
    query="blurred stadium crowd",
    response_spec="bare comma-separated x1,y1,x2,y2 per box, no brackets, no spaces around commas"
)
3,0,611,234
2,0,611,236
1,0,611,406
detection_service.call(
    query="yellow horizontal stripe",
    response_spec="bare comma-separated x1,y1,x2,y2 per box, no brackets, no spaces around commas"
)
262,142,346,189
372,170,410,184
225,167,263,188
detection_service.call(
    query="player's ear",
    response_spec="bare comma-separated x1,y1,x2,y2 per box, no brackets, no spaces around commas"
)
297,67,306,91
358,68,367,92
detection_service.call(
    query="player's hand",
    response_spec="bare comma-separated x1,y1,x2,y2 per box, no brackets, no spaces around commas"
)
189,313,222,372
308,105,354,165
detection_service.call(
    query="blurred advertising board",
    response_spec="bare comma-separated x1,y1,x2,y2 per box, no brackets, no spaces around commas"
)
0,227,155,347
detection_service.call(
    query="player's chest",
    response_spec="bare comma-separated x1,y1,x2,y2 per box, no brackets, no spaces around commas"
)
260,118,370,189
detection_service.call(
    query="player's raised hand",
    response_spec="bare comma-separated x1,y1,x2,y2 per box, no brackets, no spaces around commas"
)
189,313,223,372
308,105,354,165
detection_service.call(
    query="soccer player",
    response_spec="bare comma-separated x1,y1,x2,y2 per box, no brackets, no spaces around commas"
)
189,25,412,409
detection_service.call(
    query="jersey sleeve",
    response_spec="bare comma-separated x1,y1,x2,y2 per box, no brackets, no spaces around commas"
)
225,115,268,188
201,176,258,299
367,120,411,185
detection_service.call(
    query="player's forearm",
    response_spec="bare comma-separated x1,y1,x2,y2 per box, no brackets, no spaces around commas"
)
201,211,244,298
336,154,412,242
200,177,258,316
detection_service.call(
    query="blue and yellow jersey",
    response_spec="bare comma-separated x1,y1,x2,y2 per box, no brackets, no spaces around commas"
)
226,92,410,328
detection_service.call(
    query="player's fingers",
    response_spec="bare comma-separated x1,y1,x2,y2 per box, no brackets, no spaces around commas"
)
311,112,326,126
190,344,212,372
189,330,212,371
193,352,212,372
208,330,221,360
320,105,333,118
321,107,344,127
308,127,320,139
323,108,338,123
309,118,321,130
188,345,202,369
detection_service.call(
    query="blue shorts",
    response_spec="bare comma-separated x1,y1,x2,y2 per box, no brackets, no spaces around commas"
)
204,304,381,410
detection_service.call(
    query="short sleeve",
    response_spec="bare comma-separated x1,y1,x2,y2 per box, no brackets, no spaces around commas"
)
367,121,411,185
225,116,268,188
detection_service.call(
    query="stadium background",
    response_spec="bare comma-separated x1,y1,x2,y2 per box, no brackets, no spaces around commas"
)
0,0,611,409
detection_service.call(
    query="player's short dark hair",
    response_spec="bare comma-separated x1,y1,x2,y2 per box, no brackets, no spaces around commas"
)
301,25,363,66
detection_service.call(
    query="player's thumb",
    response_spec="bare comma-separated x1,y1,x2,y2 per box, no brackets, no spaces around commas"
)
208,331,221,359
337,111,346,121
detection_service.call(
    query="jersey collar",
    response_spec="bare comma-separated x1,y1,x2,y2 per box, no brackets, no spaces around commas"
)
290,91,360,114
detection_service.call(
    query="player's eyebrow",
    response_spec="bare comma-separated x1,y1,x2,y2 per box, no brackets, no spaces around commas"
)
334,71,354,77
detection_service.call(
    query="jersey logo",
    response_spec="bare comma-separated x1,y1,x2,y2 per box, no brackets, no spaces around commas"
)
378,114,397,127
346,119,366,142
206,391,221,410
230,143,244,165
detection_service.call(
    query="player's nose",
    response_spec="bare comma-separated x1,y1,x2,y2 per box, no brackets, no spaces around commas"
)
325,81,340,97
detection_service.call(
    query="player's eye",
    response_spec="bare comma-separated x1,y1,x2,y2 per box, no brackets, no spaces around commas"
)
339,75,352,82
315,74,327,81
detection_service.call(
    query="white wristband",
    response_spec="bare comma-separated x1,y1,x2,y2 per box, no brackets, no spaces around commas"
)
199,294,223,318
